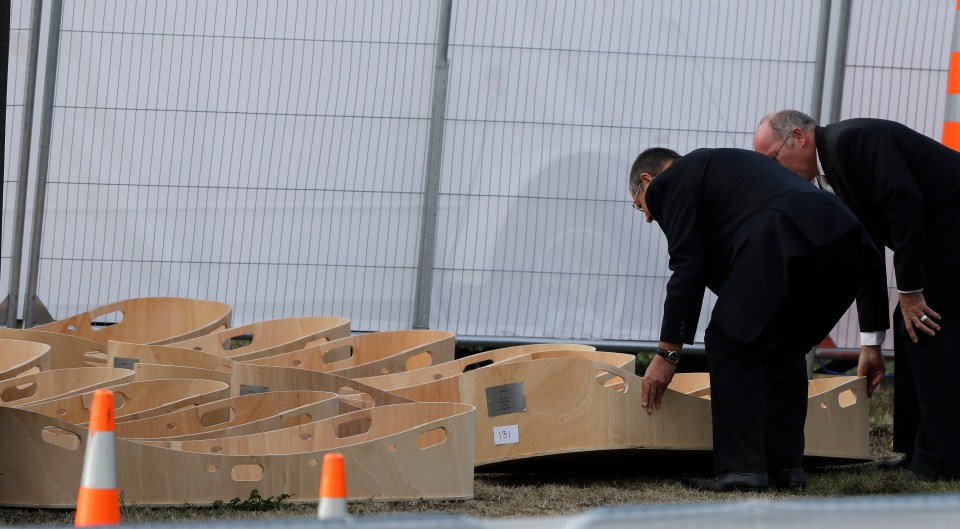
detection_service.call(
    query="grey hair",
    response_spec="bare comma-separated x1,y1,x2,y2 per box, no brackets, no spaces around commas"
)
765,110,818,139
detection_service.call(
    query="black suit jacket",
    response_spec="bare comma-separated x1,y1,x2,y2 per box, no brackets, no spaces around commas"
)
816,118,960,331
646,148,867,344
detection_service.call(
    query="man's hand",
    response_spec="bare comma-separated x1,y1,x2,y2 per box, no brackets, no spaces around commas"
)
857,345,885,398
641,354,678,414
899,292,941,343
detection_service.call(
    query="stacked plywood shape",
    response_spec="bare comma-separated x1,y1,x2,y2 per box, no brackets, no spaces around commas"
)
0,297,874,508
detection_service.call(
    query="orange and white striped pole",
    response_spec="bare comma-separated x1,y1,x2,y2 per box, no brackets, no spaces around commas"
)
75,389,120,527
317,453,349,520
944,0,960,150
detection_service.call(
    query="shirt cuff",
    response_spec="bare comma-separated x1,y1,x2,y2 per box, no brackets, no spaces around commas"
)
897,288,923,294
860,331,886,347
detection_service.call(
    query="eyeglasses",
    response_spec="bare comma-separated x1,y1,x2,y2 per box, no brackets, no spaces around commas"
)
771,135,790,162
630,182,645,213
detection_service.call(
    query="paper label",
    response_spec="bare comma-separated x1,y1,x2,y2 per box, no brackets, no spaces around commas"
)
493,425,520,445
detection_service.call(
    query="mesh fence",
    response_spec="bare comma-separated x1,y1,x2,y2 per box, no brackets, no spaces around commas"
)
1,0,953,347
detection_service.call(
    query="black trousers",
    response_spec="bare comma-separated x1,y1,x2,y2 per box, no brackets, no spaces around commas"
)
891,311,919,456
705,232,874,474
902,266,960,479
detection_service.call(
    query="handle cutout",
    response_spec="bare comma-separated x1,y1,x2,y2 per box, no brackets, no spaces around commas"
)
281,413,313,429
838,389,857,408
323,345,354,364
222,333,254,351
405,351,432,370
199,406,235,427
1,382,37,403
41,426,81,450
335,416,372,438
90,310,124,330
230,464,263,481
464,359,493,372
596,370,627,393
417,427,447,449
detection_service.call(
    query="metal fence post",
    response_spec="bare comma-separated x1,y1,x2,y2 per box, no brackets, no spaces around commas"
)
810,0,832,122
22,0,63,328
3,0,43,328
412,0,454,330
827,0,852,124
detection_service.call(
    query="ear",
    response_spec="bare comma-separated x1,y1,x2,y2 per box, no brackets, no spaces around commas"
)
640,172,654,184
793,127,807,145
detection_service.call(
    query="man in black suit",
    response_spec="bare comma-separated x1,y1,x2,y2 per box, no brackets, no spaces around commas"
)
631,147,879,491
754,111,960,480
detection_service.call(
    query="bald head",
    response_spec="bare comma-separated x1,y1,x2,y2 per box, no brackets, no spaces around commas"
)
753,110,821,181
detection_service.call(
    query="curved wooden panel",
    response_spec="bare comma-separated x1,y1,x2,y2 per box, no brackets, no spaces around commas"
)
245,330,456,379
0,329,107,368
0,339,51,381
116,391,341,441
21,379,230,424
0,367,134,408
231,363,413,410
107,341,234,372
0,402,475,506
33,297,232,345
167,317,351,362
357,345,618,392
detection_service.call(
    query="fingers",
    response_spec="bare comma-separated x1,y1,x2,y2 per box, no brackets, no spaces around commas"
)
641,378,665,414
905,319,919,343
867,373,883,399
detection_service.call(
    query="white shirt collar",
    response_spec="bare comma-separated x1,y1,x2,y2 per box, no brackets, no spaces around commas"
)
815,147,825,177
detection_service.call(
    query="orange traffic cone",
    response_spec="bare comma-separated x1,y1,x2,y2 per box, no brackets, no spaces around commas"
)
317,453,349,520
75,389,120,527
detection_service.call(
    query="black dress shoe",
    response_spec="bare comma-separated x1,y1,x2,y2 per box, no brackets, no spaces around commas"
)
769,468,806,490
877,453,912,470
682,472,769,492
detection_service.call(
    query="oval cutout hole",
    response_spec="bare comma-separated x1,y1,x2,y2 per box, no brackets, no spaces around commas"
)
230,464,263,482
433,373,443,380
596,371,627,393
211,446,223,454
199,406,235,427
380,367,390,375
41,426,81,450
308,458,318,467
463,359,493,372
90,310,124,329
405,351,432,371
386,444,397,452
1,382,37,403
323,345,354,364
113,392,127,409
292,359,302,367
282,413,313,429
838,389,857,408
67,325,77,332
820,401,828,409
335,416,372,438
206,465,218,473
417,427,447,449
223,333,254,351
166,422,178,430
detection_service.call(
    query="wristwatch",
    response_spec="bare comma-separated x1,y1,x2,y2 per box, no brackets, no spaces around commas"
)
656,347,681,365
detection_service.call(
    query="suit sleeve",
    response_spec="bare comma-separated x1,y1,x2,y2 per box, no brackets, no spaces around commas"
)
647,172,706,344
838,129,929,291
855,241,891,332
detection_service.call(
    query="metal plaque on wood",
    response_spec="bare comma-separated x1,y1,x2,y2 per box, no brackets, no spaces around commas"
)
113,357,139,370
485,382,526,417
239,384,269,396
